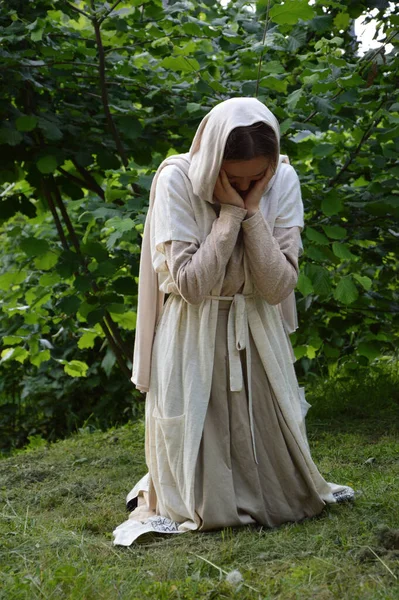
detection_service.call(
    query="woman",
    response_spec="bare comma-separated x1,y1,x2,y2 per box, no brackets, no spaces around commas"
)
113,98,353,546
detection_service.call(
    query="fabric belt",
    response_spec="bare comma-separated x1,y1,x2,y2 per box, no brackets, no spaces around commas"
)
206,294,258,464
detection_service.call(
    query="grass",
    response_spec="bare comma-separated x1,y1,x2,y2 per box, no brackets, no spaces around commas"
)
0,366,398,599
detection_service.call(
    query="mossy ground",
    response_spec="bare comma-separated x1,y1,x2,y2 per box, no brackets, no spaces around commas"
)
1,368,398,599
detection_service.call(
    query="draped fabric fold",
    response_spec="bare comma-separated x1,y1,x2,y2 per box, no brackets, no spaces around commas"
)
114,98,354,546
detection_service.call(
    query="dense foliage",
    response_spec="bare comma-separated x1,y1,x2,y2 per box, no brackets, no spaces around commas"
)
0,0,398,450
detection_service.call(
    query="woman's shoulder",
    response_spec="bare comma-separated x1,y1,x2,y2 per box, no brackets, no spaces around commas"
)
276,161,300,183
156,155,191,187
154,157,197,211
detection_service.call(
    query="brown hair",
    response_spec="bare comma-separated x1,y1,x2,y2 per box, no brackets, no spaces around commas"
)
223,122,278,171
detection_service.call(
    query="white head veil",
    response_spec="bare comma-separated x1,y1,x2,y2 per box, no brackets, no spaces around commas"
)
188,97,281,204
132,98,292,392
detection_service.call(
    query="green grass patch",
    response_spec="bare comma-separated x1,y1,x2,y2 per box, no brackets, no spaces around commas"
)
1,369,398,599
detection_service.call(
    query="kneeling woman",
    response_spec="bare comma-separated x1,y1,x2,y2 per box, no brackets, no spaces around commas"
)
113,97,353,545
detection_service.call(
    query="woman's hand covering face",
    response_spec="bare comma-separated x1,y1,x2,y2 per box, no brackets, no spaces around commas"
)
243,168,274,216
214,170,246,209
214,165,274,215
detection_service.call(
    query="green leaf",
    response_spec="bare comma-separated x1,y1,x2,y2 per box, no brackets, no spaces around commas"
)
97,151,120,170
357,342,381,361
322,225,346,240
86,308,105,326
333,277,359,305
2,336,24,346
64,360,89,378
113,277,137,295
73,275,92,293
119,117,143,139
58,295,81,315
110,310,137,330
293,345,307,360
34,251,59,270
30,350,51,367
324,345,340,358
333,12,350,30
332,242,357,260
16,116,38,132
101,347,116,377
269,0,315,25
321,193,343,216
39,272,61,286
306,346,317,359
160,56,200,73
353,274,372,291
81,241,109,262
286,89,303,110
337,74,364,89
37,117,63,141
78,330,99,349
0,347,29,364
0,128,23,146
36,155,58,174
259,76,288,93
313,96,333,115
307,265,332,296
105,188,129,202
297,273,313,297
31,28,44,42
20,237,50,257
306,244,330,263
186,102,202,113
0,271,28,290
263,61,285,74
305,227,330,245
312,143,335,158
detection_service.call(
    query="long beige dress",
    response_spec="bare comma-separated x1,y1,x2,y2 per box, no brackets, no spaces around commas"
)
163,206,325,530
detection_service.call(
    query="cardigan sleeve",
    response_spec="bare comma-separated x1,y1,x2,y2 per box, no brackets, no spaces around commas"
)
242,211,301,305
164,204,247,305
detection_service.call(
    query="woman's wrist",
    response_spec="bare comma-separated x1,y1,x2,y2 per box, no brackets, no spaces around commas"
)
244,207,259,219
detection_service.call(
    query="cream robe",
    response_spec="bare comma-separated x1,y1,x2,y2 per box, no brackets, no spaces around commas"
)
145,158,341,530
114,98,353,545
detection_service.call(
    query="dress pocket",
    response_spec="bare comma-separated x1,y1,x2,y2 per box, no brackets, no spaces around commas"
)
152,409,185,487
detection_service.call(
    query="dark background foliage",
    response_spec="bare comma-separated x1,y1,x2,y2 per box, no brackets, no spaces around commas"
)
0,0,398,451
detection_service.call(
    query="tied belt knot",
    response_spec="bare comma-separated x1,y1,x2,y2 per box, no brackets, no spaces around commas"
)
206,293,258,464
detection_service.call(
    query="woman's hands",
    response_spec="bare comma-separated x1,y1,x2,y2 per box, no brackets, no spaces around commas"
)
214,168,274,216
214,170,245,209
244,169,274,217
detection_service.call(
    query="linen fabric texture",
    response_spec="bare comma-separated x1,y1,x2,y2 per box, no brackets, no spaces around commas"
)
115,98,352,544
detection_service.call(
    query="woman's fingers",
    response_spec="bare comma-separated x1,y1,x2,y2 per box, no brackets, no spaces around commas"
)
220,169,231,192
214,170,245,208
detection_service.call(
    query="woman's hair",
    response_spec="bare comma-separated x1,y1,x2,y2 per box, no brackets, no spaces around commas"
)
223,122,278,170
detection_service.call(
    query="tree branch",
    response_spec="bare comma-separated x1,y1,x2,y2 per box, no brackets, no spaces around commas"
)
359,29,398,76
42,180,69,250
328,109,384,187
303,89,344,124
104,311,134,357
255,0,271,98
98,0,123,25
71,160,105,200
58,166,90,191
91,11,129,167
49,176,132,372
65,2,91,19
99,320,131,378
51,176,82,256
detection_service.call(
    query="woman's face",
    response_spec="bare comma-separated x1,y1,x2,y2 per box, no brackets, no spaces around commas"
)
220,156,272,199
